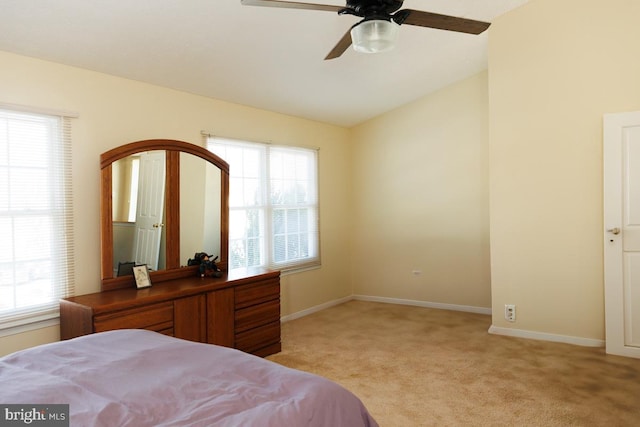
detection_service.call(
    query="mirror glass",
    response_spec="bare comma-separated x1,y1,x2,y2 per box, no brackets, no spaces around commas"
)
180,152,221,265
111,150,167,274
110,151,223,275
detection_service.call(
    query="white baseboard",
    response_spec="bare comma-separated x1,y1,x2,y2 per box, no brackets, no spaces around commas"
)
281,294,491,322
353,294,492,315
488,325,605,348
280,295,352,323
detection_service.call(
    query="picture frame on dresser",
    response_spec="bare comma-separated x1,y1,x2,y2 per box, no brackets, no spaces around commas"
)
133,265,151,289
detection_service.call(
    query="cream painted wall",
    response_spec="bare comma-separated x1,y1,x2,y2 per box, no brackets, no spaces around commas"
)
8,0,633,355
489,0,640,339
350,72,491,308
0,51,352,355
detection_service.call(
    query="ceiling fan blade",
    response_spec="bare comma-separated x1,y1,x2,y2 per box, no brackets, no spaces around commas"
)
240,0,342,13
396,9,490,35
324,29,352,60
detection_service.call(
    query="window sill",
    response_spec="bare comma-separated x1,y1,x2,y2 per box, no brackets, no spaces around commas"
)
0,316,60,338
280,263,321,276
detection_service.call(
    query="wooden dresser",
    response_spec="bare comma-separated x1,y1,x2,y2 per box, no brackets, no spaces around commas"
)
60,268,281,357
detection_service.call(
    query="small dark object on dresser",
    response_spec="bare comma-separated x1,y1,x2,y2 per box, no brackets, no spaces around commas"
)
188,252,222,278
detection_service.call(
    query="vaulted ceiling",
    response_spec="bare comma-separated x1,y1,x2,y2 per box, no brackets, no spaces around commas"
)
0,0,528,127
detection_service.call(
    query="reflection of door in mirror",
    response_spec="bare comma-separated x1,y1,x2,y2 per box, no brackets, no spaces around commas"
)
180,152,221,265
133,151,166,271
112,151,166,273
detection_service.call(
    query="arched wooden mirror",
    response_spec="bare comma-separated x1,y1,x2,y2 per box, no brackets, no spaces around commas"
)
100,139,229,291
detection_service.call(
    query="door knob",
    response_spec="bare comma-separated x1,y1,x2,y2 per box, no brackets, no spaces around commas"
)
607,227,621,235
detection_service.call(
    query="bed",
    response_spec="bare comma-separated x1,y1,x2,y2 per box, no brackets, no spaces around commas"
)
0,329,378,426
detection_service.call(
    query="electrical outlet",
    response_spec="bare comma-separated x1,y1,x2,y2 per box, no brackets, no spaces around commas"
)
504,304,516,322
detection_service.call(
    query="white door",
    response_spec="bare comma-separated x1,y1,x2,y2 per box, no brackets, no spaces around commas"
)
604,111,640,358
133,151,166,271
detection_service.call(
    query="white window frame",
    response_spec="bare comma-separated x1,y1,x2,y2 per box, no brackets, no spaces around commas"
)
0,105,75,336
207,136,320,273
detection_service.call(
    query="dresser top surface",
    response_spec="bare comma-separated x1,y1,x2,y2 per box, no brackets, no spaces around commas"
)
62,268,280,312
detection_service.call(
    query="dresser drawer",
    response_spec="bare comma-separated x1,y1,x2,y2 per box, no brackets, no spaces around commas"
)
94,302,173,333
235,299,280,333
235,279,280,309
235,321,280,354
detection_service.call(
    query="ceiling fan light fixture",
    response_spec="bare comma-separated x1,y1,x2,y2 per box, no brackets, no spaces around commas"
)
350,19,399,54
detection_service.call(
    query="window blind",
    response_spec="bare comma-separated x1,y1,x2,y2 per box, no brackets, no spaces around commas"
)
0,108,75,333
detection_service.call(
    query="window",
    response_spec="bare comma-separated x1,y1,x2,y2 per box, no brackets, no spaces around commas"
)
0,107,75,334
208,137,319,273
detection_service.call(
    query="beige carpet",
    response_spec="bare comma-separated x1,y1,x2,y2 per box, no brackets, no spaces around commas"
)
267,300,640,426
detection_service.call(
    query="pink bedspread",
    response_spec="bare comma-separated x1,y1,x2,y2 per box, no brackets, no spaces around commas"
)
0,329,378,426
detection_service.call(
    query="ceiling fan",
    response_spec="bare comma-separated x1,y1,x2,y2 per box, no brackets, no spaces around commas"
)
240,0,491,60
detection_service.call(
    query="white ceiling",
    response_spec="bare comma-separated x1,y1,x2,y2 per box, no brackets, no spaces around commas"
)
0,0,528,127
